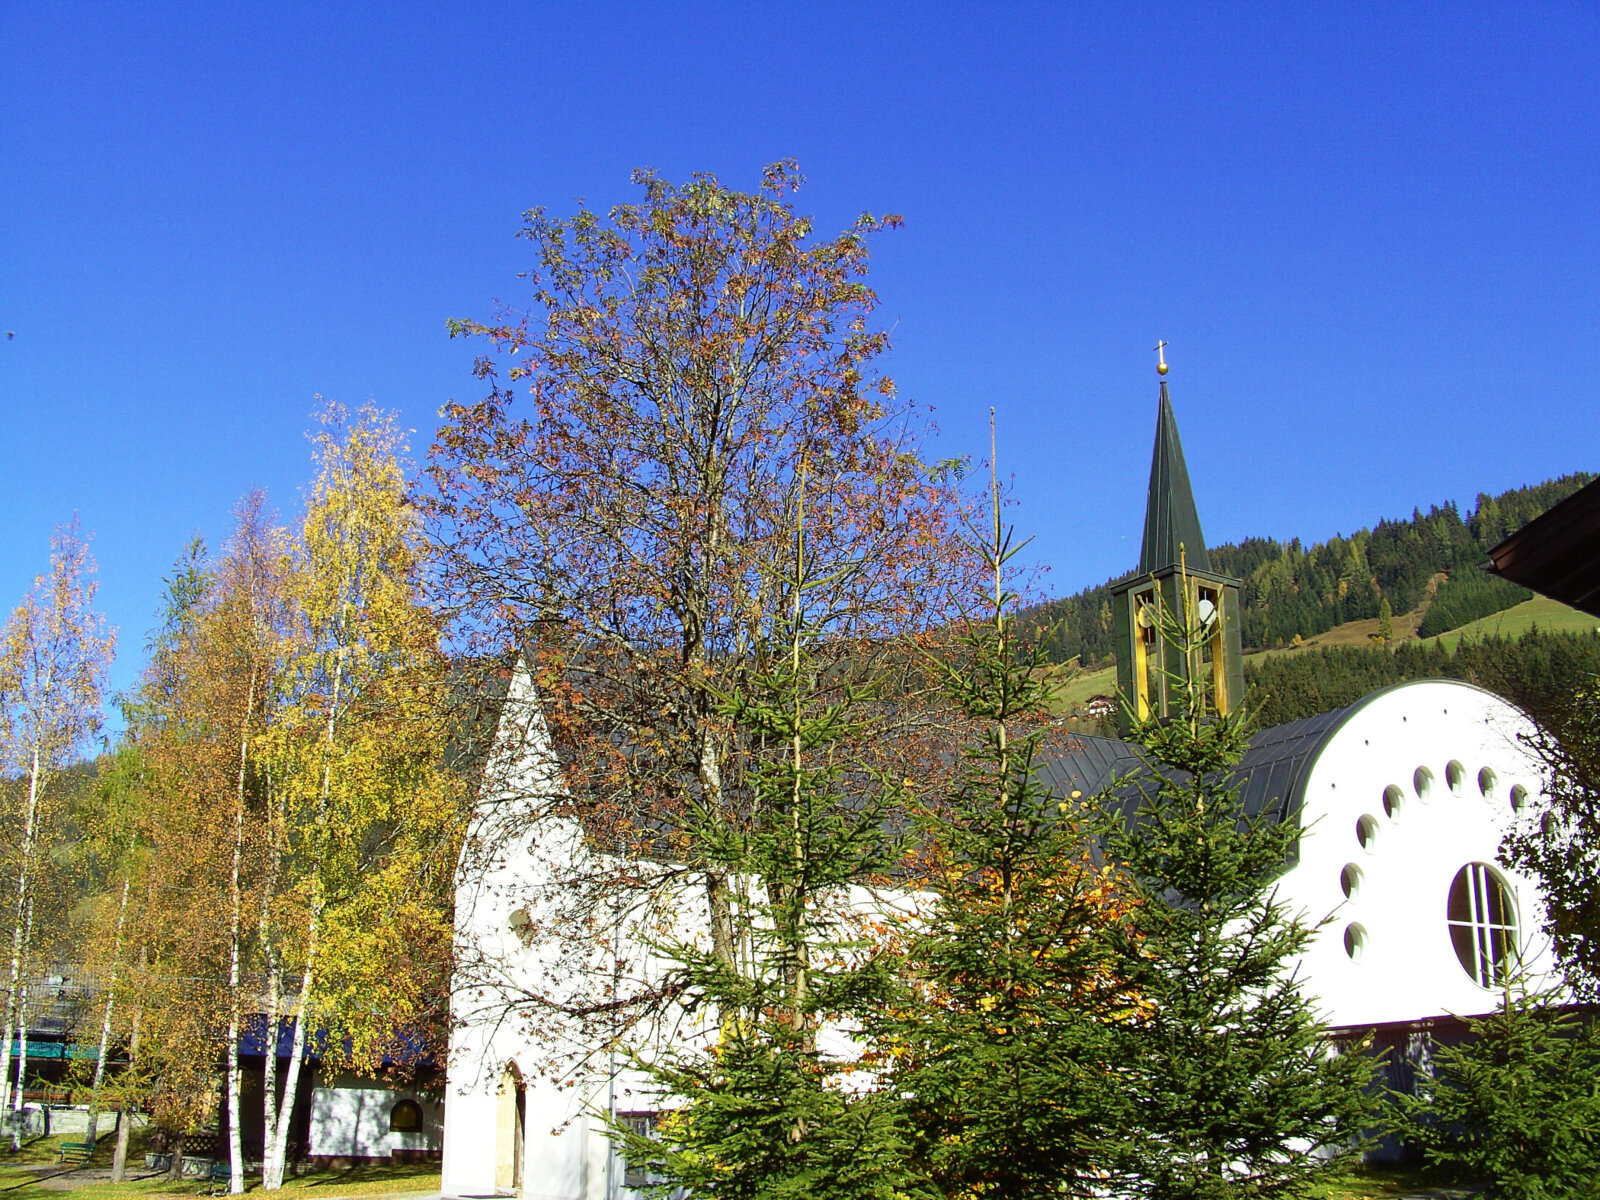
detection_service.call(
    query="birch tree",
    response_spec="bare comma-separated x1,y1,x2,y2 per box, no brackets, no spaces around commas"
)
0,521,113,1118
118,510,288,1187
199,495,292,1193
78,742,148,1148
258,402,461,1189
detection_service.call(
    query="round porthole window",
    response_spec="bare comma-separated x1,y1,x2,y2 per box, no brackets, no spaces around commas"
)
1340,863,1363,901
1478,767,1498,798
1344,923,1367,963
1447,862,1519,988
1382,785,1403,820
1356,814,1380,852
1510,785,1528,813
1413,766,1434,801
1446,760,1465,793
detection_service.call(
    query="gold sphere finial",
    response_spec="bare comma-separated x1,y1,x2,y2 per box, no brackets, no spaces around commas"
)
1154,339,1169,376
1157,360,1168,376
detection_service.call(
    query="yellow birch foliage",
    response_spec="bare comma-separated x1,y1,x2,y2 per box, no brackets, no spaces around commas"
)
261,402,464,1073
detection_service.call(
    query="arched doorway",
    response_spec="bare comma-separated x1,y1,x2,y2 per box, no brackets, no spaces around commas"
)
494,1062,525,1194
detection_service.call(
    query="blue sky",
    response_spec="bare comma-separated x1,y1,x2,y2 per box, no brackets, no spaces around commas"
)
2,3,1596,704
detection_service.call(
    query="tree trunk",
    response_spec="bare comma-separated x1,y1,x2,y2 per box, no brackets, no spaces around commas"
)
110,948,145,1184
10,977,27,1151
87,874,130,1146
263,637,338,1191
165,1129,185,1181
10,898,34,1152
0,746,43,1119
226,676,253,1195
260,963,281,1180
263,918,316,1191
258,770,285,1182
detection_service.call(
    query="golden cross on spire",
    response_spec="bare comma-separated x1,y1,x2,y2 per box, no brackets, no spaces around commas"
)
1154,339,1169,376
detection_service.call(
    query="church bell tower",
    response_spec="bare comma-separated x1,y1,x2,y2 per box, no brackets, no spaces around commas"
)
1108,347,1244,733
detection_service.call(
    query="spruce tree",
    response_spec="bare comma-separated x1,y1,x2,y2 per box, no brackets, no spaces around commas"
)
1108,574,1376,1199
1399,987,1600,1198
880,439,1125,1197
612,472,923,1200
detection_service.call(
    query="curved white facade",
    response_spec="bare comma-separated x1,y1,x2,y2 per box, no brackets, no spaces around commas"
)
1275,678,1558,1029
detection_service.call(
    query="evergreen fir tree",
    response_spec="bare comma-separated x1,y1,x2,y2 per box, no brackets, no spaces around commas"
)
1376,595,1393,644
1107,575,1376,1199
1399,986,1600,1198
611,470,924,1200
881,434,1126,1197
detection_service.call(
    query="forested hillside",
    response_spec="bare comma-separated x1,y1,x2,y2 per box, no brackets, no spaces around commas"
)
1244,628,1600,730
1021,473,1593,666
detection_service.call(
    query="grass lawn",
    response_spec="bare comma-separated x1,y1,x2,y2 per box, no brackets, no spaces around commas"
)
1424,593,1600,650
1311,1163,1477,1198
0,1137,439,1199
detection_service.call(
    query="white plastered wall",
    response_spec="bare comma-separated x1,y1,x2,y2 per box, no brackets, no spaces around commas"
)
442,662,586,1197
1282,678,1560,1029
442,662,691,1200
442,661,914,1198
309,1077,443,1160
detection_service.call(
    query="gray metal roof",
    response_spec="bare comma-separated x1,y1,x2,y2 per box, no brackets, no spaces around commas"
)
1139,379,1212,576
1037,702,1358,850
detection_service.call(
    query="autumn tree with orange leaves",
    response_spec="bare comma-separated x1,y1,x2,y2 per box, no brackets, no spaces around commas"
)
425,163,978,1066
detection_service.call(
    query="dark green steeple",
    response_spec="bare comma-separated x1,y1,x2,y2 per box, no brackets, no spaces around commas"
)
1109,364,1243,732
1139,378,1211,575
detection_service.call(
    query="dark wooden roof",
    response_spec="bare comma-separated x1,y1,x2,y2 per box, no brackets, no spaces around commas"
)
1485,476,1600,618
1139,378,1212,575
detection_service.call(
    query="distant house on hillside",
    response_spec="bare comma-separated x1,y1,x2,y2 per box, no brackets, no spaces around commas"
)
1083,693,1116,718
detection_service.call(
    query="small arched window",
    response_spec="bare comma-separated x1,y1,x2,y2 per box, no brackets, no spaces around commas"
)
1343,922,1367,963
390,1098,424,1133
1339,863,1363,901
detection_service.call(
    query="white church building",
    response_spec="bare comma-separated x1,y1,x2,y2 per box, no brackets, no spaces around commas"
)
439,373,1563,1198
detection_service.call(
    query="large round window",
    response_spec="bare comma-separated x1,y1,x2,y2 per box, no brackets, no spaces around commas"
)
1446,863,1519,988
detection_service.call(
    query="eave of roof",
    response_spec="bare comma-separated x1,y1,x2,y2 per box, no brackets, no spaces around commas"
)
1486,476,1600,618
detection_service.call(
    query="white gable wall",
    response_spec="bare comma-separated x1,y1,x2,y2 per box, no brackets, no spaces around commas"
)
443,664,680,1199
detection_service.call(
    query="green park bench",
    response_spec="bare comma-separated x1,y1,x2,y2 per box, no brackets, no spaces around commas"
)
201,1159,231,1196
57,1139,94,1164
